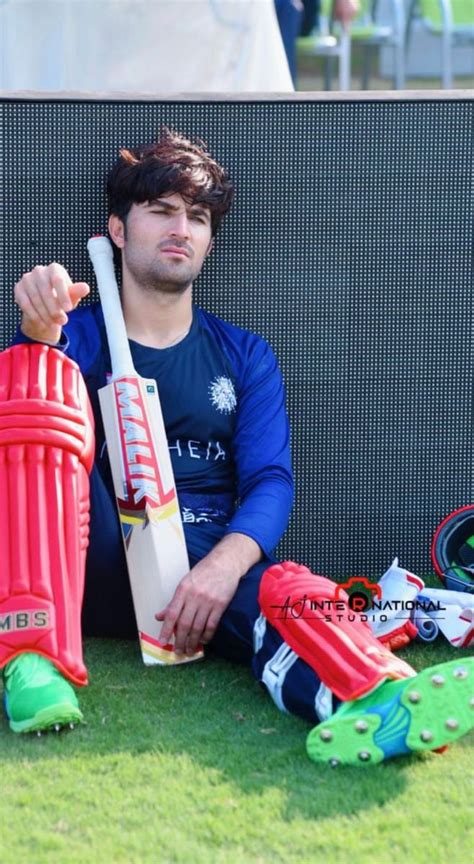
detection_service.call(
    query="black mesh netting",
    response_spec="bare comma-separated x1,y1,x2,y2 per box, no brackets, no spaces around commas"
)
1,97,472,577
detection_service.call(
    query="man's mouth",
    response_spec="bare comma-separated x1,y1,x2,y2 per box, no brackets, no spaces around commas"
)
161,245,191,258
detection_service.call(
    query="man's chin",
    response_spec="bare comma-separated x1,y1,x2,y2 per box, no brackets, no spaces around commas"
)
147,271,193,294
152,280,191,295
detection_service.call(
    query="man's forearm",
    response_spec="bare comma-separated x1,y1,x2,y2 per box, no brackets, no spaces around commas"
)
203,531,262,581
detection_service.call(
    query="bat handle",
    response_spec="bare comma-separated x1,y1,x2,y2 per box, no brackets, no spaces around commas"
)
87,236,135,379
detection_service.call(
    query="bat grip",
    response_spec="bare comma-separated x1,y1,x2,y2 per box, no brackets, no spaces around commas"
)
87,236,135,379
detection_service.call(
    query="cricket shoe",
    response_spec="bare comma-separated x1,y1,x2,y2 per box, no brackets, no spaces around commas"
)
2,653,83,734
306,657,474,767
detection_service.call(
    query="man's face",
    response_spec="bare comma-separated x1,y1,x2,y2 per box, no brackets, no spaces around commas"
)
111,193,213,294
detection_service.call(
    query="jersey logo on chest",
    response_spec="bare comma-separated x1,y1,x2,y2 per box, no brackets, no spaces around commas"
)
208,376,237,415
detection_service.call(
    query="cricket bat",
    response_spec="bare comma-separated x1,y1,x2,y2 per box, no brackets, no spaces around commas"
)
87,236,203,666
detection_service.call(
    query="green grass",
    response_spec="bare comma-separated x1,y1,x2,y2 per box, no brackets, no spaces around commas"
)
296,43,474,91
0,637,472,864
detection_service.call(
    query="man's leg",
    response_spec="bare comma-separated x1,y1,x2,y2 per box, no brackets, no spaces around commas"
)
81,466,136,639
260,562,474,765
210,556,414,725
210,557,473,765
0,344,94,732
209,559,339,725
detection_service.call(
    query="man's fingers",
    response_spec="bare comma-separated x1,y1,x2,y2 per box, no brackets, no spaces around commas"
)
156,573,228,654
15,270,58,327
200,611,222,647
14,262,89,344
15,264,89,323
15,283,55,330
49,268,89,316
48,263,89,313
184,609,211,655
35,277,70,323
49,275,74,315
173,606,201,654
156,596,184,646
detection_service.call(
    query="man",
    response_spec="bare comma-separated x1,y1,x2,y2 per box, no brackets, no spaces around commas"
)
275,0,360,85
274,0,304,83
2,129,472,765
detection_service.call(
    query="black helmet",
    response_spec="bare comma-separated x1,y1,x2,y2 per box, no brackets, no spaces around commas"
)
431,505,474,593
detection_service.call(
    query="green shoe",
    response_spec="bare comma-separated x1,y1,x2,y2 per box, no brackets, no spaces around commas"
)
307,658,474,767
3,653,83,734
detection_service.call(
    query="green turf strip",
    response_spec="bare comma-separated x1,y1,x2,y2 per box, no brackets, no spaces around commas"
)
0,638,472,864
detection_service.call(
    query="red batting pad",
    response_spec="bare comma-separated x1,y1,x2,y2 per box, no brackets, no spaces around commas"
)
0,344,94,686
259,562,416,701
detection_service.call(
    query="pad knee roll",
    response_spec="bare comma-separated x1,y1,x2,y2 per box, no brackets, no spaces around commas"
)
0,344,95,685
259,561,416,702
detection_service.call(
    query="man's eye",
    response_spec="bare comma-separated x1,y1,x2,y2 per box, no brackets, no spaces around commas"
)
191,213,207,223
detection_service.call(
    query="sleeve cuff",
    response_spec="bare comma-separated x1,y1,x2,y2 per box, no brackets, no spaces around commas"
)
224,524,271,558
13,327,70,352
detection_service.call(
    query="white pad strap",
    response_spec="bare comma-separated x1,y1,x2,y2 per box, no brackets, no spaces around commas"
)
261,642,298,714
315,683,334,722
253,612,267,653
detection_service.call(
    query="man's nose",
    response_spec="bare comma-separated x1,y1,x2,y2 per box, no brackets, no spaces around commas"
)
169,211,190,238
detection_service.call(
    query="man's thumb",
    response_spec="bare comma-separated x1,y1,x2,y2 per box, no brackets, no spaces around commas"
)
70,282,90,308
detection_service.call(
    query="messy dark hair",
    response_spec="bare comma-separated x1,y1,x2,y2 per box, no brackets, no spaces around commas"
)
107,127,234,236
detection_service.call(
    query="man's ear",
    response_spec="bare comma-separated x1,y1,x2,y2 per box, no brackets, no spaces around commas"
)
206,238,215,257
108,214,126,248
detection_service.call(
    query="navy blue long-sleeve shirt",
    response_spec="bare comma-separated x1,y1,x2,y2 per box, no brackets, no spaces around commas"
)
15,303,293,557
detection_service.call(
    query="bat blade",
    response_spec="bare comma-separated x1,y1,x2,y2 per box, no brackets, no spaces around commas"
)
99,373,203,666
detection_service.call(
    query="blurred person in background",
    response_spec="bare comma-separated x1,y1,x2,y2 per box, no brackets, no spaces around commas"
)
274,0,304,84
275,0,359,87
300,0,320,35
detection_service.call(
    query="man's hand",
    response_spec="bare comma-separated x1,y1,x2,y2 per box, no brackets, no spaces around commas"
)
14,263,90,344
156,532,262,655
156,559,241,655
